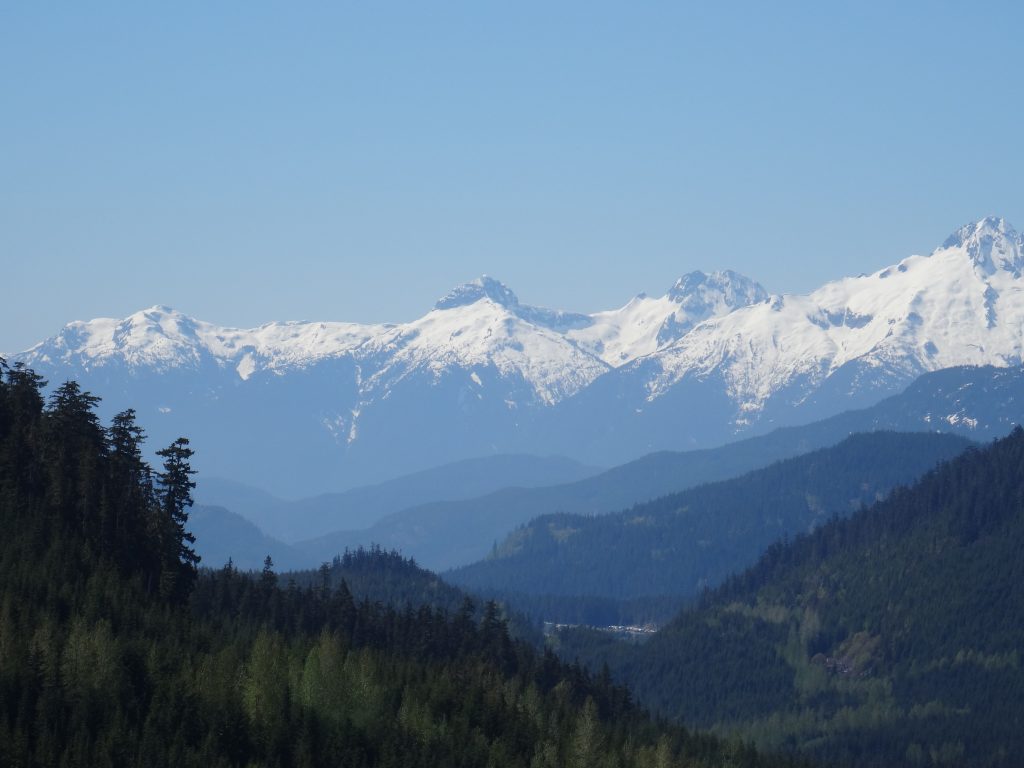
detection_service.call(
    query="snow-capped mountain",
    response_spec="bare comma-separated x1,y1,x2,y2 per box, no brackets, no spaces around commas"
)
15,217,1024,494
30,305,387,376
569,270,768,365
359,278,608,408
644,215,1024,414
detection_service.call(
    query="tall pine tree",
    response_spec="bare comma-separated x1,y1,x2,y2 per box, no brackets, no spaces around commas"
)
155,437,200,600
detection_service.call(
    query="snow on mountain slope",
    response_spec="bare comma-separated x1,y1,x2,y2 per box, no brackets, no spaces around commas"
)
15,216,1024,495
569,270,768,365
22,272,762,404
24,305,388,377
644,217,1024,419
21,219,1024,416
360,282,609,405
24,222,1024,417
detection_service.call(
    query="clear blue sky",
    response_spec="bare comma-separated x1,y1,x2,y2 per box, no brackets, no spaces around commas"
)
3,2,1023,353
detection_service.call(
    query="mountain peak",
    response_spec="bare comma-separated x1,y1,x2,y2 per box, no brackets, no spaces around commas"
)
434,276,519,310
127,304,185,321
647,270,768,349
940,217,1023,273
666,269,768,306
121,304,199,334
942,216,1014,247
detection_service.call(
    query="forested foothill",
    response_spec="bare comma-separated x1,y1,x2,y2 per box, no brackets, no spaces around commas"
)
560,427,1024,767
0,362,803,768
450,432,971,615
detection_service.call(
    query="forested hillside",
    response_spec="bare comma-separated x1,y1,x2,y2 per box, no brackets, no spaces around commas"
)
559,428,1024,767
449,432,971,608
0,362,801,768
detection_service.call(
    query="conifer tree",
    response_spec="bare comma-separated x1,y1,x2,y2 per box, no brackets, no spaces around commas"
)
45,381,104,537
261,555,277,589
155,437,200,599
106,409,152,565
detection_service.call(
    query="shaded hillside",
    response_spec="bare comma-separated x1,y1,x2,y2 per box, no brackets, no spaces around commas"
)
189,504,297,571
286,546,471,616
448,432,971,605
196,453,600,543
292,365,1022,571
559,427,1024,767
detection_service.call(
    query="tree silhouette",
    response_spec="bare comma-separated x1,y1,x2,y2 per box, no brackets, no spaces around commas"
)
155,437,199,599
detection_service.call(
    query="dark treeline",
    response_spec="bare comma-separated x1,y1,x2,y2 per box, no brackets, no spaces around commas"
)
286,546,474,616
281,545,543,644
0,362,804,768
0,363,200,602
560,428,1024,767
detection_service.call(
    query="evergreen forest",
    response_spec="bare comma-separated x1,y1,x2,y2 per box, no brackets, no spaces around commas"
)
0,362,803,768
559,428,1024,767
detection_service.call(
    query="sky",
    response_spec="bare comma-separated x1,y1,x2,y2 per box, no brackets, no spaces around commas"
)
2,1,1023,353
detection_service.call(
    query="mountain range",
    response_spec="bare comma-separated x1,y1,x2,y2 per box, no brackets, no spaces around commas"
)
14,216,1024,495
191,364,1024,573
447,431,971,603
195,453,600,542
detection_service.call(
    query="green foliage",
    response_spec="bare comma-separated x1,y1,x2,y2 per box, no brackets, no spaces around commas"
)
560,427,1024,767
0,364,803,768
